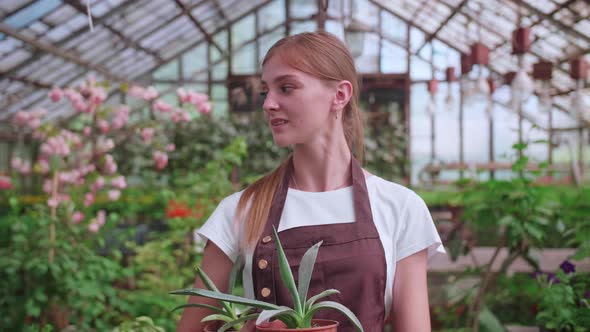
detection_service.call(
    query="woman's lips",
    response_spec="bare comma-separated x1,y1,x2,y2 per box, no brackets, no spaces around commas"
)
271,118,289,128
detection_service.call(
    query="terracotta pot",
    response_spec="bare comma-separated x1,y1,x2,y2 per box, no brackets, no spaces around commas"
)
256,319,339,332
203,321,236,332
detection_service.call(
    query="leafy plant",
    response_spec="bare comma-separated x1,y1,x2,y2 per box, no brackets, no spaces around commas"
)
171,257,258,331
535,261,590,332
447,142,563,332
112,316,166,332
170,226,364,331
0,200,132,331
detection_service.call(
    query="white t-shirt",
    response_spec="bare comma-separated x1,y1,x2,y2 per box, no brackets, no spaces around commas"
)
198,175,445,319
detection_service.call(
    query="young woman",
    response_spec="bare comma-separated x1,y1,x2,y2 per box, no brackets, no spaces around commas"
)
177,31,444,332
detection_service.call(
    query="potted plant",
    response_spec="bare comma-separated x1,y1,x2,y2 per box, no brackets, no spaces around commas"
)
170,226,364,332
171,256,258,332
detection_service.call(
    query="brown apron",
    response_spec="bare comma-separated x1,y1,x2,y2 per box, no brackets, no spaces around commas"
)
252,157,387,331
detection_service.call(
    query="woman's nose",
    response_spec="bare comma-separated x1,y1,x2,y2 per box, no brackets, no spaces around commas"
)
262,93,279,113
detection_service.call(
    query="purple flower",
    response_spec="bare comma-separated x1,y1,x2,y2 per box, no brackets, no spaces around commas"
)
546,273,560,284
560,260,576,274
584,291,590,299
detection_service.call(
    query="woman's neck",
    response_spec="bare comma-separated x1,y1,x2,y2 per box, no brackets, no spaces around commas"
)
291,138,352,192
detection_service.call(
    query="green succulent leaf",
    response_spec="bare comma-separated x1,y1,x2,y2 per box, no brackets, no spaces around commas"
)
202,314,233,323
298,240,323,305
304,289,340,311
196,267,235,317
307,301,364,332
272,226,302,314
219,313,260,332
169,288,281,310
169,303,226,315
256,307,298,326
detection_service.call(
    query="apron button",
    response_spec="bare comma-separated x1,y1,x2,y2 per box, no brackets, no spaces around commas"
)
261,287,271,298
262,235,272,244
258,259,268,270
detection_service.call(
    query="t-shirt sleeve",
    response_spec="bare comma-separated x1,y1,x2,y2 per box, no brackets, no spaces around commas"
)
197,193,241,262
395,190,446,262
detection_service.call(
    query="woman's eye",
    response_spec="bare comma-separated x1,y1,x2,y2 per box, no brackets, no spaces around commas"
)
260,91,268,97
281,86,293,93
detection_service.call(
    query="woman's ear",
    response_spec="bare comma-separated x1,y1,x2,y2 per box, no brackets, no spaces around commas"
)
333,80,353,111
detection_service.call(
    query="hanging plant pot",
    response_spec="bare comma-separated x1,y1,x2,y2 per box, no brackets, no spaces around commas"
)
256,319,339,332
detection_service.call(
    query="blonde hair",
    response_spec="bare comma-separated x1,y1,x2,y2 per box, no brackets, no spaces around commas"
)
236,31,365,249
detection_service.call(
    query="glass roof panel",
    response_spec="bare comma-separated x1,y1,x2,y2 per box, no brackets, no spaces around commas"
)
258,0,285,33
43,4,77,26
3,0,61,29
525,0,557,14
290,0,316,19
0,1,34,15
0,49,32,72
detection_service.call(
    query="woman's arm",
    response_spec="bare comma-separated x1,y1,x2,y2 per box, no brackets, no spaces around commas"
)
392,249,431,332
176,241,234,332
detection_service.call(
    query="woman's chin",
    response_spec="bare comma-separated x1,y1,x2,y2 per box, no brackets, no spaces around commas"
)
271,135,292,147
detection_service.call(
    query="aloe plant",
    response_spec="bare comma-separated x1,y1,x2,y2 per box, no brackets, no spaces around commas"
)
170,226,364,331
171,256,259,332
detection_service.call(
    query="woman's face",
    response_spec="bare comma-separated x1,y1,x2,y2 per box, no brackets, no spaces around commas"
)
260,55,337,147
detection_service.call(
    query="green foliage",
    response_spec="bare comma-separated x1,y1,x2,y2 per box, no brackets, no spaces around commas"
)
0,203,132,331
112,316,166,332
535,269,590,332
118,137,248,331
115,113,287,188
363,117,408,182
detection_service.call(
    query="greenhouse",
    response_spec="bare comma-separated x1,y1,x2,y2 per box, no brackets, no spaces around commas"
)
0,0,589,331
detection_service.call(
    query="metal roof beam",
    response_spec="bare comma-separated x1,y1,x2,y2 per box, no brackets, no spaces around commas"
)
2,0,137,79
369,0,575,120
2,0,274,118
512,0,590,45
211,0,228,21
63,0,164,63
173,0,226,56
0,24,128,83
414,0,470,55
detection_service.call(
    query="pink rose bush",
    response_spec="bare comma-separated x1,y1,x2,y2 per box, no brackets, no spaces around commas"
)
9,78,211,233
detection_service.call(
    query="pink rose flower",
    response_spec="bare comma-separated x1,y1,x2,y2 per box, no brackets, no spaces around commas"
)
166,143,175,152
88,222,100,233
96,210,106,226
198,101,212,115
143,86,159,101
153,151,168,170
141,127,155,144
72,211,85,224
97,119,110,134
153,99,173,113
84,192,95,207
0,176,12,190
108,190,121,201
128,86,144,98
47,197,59,208
111,176,127,189
49,87,63,102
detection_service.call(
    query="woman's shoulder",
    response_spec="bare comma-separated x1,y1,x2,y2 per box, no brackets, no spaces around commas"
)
217,190,244,210
366,173,415,199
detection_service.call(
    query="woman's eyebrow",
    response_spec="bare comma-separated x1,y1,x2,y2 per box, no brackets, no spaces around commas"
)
261,74,300,85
